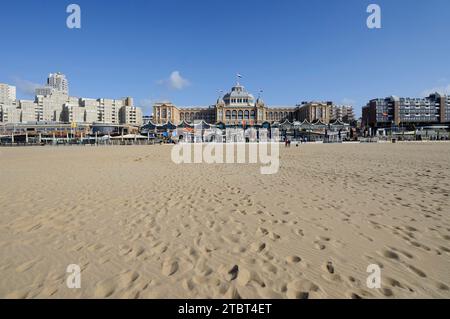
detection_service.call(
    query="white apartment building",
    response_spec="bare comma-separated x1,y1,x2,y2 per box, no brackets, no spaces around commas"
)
119,105,143,126
36,92,71,122
19,100,38,122
35,87,56,96
0,103,21,123
0,83,16,103
79,98,99,123
47,72,69,95
62,104,86,123
98,98,122,124
0,74,143,125
35,72,69,97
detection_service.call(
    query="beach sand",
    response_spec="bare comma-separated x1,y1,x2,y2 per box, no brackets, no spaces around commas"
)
0,143,449,299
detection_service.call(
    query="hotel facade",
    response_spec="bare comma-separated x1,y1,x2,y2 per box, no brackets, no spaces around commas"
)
153,82,351,126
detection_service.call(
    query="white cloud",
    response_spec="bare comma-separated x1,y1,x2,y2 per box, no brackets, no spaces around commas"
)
158,71,190,90
11,76,41,96
421,84,450,97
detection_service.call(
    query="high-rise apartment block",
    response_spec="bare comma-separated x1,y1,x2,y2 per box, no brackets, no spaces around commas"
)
0,73,143,126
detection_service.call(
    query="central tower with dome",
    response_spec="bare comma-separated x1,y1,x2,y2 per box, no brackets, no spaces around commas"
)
215,82,267,125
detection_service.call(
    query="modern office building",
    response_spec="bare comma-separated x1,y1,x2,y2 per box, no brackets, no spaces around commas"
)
362,93,450,128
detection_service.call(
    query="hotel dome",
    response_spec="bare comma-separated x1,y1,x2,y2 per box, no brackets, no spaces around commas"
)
223,84,255,107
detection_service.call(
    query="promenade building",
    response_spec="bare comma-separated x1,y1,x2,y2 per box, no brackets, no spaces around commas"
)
153,81,337,126
362,93,450,128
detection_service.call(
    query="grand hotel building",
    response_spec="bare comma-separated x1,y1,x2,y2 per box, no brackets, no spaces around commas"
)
153,82,340,126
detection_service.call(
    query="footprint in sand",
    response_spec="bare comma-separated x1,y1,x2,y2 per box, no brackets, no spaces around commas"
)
286,279,320,299
405,264,427,278
117,270,140,288
326,261,334,274
286,256,301,264
94,278,116,298
219,264,239,282
380,249,400,260
269,232,281,241
250,242,266,253
162,259,179,276
313,241,326,250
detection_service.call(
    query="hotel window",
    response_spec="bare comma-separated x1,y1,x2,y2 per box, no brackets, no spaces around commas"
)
244,110,249,119
238,110,243,120
251,110,255,119
226,110,231,119
232,110,237,120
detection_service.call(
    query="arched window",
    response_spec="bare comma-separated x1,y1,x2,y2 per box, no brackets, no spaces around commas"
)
269,112,273,120
162,109,167,118
232,110,237,120
251,110,255,119
244,110,249,119
238,110,243,120
180,113,184,120
226,110,231,119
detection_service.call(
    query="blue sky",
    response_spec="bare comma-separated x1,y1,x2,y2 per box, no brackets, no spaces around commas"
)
1,0,449,116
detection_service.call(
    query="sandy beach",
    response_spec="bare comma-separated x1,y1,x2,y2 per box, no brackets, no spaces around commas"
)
0,143,449,299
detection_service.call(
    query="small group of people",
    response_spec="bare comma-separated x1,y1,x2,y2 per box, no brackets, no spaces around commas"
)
284,139,292,147
285,137,308,147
